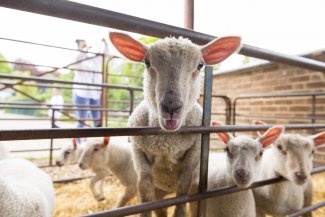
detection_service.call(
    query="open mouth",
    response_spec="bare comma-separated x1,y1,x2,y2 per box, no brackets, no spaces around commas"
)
234,178,251,188
162,119,180,131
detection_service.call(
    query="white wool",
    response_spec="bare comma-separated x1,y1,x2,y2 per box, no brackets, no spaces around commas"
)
0,142,9,160
253,133,314,216
0,159,55,217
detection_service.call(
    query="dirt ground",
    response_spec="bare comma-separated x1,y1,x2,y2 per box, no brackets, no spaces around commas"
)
46,165,325,217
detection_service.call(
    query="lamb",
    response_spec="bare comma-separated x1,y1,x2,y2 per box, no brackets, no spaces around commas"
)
109,32,241,217
0,142,9,160
190,122,284,217
78,137,137,206
0,158,55,217
56,138,83,166
253,121,325,217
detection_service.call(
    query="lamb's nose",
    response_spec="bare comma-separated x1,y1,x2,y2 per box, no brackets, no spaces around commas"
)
295,171,307,180
161,104,182,116
236,169,249,179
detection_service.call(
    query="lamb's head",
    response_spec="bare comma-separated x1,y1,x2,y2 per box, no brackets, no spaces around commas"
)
213,121,284,188
110,32,241,131
255,120,325,185
56,139,78,166
78,137,110,170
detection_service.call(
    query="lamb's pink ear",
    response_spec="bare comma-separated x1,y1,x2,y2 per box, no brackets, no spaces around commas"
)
311,132,325,147
254,120,268,136
212,121,233,145
109,32,147,62
103,137,110,146
258,126,285,148
201,36,241,65
72,139,77,150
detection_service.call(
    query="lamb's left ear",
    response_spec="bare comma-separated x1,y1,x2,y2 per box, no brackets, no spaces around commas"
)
201,36,241,65
311,132,325,147
212,121,233,145
258,126,285,148
109,32,148,62
103,137,110,146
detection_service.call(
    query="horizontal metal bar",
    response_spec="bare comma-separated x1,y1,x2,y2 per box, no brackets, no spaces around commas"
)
1,0,325,72
235,91,325,100
288,201,325,217
235,114,325,120
53,175,93,184
1,124,325,141
0,74,143,91
10,148,60,153
0,59,102,74
0,37,101,55
79,166,325,217
0,101,102,107
0,105,122,111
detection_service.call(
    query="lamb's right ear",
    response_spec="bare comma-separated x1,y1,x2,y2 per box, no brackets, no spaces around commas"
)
212,121,233,145
254,120,268,136
72,139,77,150
201,36,241,65
109,32,147,62
311,132,325,147
258,126,285,148
103,137,110,146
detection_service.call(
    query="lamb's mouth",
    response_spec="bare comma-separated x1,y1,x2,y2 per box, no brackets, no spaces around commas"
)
162,118,180,131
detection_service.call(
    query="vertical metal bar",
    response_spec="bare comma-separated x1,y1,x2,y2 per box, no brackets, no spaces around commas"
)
104,58,110,127
49,108,55,166
311,95,316,134
100,54,105,127
129,90,134,115
232,98,238,136
184,0,194,29
224,97,232,125
198,66,213,217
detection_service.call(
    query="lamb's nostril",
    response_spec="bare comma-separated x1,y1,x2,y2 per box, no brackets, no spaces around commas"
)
236,169,249,179
295,172,307,180
161,104,182,117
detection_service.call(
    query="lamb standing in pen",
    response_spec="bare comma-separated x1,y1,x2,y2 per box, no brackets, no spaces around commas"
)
0,158,55,217
78,137,137,206
253,121,325,217
190,122,285,217
0,142,9,160
109,32,241,217
56,138,83,166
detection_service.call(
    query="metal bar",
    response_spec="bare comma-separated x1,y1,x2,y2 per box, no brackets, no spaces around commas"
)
79,166,325,217
287,201,325,217
129,90,134,115
0,37,101,55
235,91,325,99
0,74,142,91
53,175,93,184
10,148,60,153
49,109,55,166
235,114,325,120
1,0,325,72
184,0,194,29
0,105,120,111
198,66,213,217
0,59,102,74
1,124,325,141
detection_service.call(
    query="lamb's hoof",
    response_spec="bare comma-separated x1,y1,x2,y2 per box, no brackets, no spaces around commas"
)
95,195,105,201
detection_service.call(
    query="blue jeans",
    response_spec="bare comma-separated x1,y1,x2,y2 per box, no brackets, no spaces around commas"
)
73,93,101,128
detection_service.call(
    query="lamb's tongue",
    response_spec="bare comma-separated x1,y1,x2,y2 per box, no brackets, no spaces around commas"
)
164,119,178,129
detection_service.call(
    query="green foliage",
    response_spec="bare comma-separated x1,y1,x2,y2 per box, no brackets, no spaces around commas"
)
0,54,11,74
138,36,159,45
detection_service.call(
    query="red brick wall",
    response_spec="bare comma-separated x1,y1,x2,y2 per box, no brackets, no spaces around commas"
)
209,53,325,150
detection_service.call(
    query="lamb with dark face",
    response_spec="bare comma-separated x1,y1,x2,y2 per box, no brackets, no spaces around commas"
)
110,32,241,217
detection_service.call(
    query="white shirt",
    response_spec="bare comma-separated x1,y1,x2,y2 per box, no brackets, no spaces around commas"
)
48,95,64,119
73,45,109,99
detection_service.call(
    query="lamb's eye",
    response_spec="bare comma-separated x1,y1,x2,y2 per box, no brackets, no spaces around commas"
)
94,147,99,152
259,150,264,156
277,144,282,151
197,62,204,71
311,150,315,156
144,59,150,68
225,147,233,159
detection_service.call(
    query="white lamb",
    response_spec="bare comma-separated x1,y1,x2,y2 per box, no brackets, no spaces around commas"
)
190,122,284,217
110,32,241,217
55,138,83,166
78,137,137,207
0,158,55,217
253,121,325,217
0,142,9,160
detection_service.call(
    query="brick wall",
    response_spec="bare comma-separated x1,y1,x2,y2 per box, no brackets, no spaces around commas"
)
209,52,325,152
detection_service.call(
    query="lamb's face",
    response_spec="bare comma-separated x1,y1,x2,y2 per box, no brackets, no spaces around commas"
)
274,134,314,185
145,38,202,131
56,145,78,166
78,139,107,170
226,136,264,188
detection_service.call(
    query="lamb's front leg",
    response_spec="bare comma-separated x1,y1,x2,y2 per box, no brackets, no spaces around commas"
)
134,148,155,217
173,143,200,217
90,174,106,201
